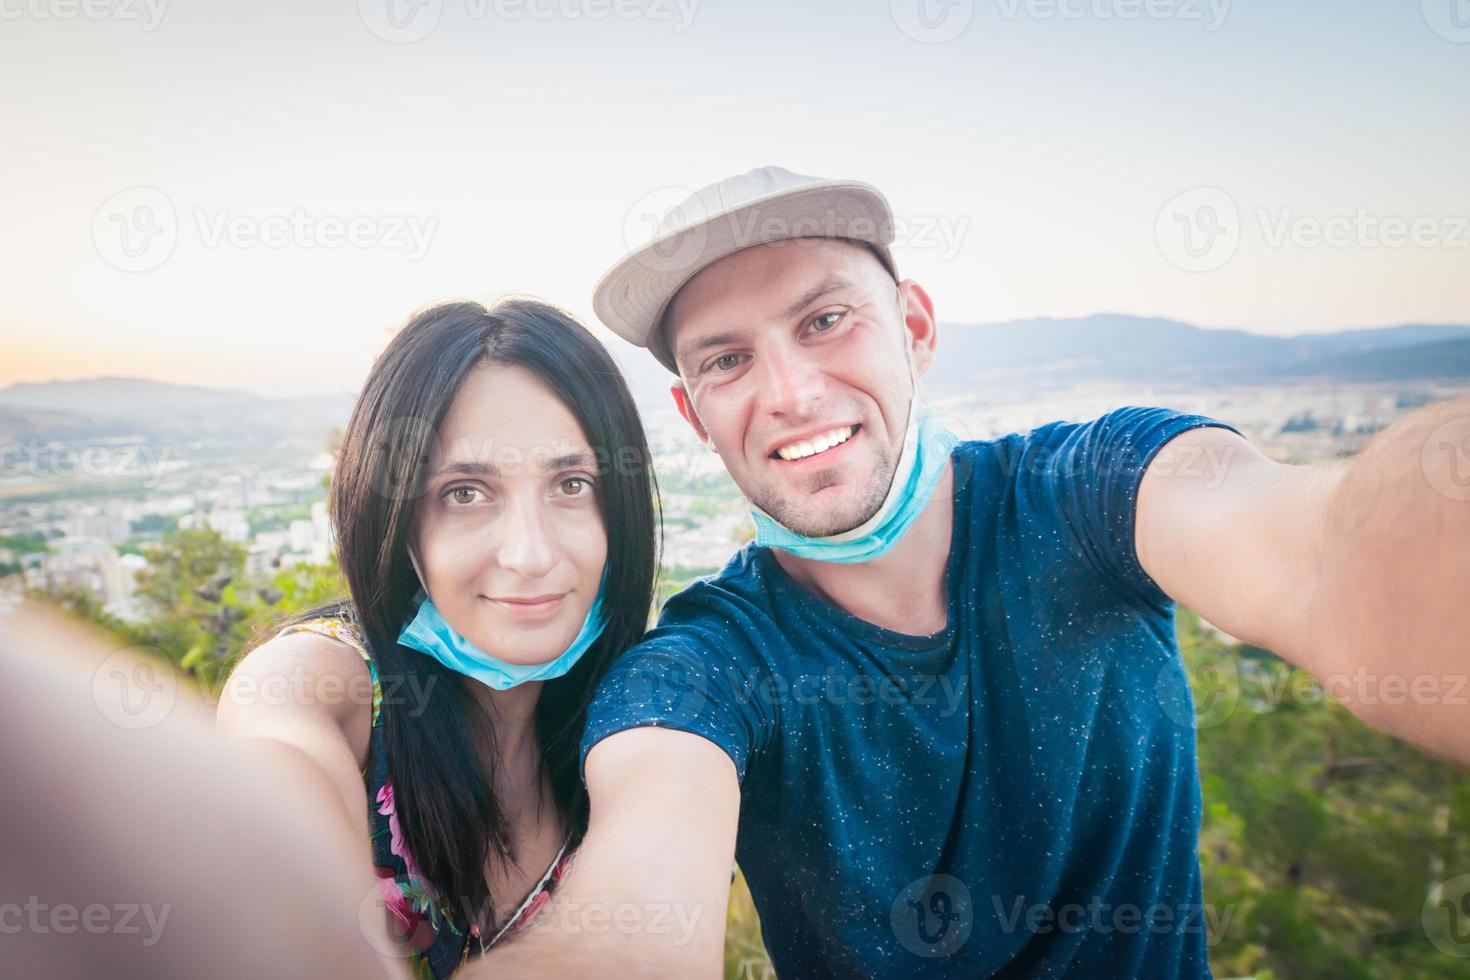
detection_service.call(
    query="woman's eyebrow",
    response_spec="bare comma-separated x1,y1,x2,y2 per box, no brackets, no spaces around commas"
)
429,451,595,480
430,460,497,479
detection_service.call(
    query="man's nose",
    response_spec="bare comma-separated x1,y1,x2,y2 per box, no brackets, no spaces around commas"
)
755,344,827,418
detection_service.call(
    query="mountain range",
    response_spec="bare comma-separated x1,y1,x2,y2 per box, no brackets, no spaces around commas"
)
6,317,1469,446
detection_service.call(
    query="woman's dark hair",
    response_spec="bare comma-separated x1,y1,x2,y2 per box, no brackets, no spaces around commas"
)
261,298,659,927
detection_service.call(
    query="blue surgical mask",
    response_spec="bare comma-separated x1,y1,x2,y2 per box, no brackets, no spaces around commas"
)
397,565,610,690
749,397,958,564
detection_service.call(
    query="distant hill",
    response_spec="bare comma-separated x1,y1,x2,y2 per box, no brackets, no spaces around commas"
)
920,316,1470,394
4,318,1467,448
0,377,264,420
0,379,351,449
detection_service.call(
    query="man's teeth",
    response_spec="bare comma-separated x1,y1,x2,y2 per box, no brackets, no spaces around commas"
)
776,425,856,461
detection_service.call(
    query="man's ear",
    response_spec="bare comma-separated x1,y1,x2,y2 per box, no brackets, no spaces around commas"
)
896,279,939,378
670,381,711,443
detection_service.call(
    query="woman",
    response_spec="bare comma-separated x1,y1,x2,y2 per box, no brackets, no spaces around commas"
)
219,299,659,976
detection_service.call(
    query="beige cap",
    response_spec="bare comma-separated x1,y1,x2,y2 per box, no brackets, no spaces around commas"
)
593,166,897,373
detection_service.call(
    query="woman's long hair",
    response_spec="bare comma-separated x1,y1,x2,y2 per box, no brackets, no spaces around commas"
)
258,299,659,927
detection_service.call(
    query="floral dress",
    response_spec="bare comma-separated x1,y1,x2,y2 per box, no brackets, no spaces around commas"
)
279,617,574,978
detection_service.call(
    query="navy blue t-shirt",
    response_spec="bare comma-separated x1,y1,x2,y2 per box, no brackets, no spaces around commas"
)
582,407,1237,978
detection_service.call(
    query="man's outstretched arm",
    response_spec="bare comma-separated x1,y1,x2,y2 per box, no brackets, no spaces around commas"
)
461,726,741,978
1137,397,1470,764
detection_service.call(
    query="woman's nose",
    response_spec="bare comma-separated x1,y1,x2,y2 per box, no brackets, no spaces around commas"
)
493,495,558,580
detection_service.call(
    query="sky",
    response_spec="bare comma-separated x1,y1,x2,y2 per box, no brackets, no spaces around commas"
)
2,0,1467,396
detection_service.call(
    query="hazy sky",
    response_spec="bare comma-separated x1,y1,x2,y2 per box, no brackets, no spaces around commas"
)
3,0,1467,395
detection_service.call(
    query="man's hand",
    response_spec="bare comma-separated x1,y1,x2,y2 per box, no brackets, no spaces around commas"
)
461,726,741,978
1137,399,1470,764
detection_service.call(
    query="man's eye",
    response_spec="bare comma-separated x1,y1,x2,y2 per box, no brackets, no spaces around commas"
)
709,353,745,374
809,311,844,333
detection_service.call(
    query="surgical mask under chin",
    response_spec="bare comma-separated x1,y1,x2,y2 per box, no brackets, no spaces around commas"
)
748,398,957,564
398,555,609,691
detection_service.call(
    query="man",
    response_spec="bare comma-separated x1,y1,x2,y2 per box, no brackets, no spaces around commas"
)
472,167,1469,977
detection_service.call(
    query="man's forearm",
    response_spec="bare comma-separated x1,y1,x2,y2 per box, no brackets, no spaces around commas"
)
1299,396,1470,763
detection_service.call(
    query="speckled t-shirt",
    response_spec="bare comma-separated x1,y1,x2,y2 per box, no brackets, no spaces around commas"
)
582,407,1237,979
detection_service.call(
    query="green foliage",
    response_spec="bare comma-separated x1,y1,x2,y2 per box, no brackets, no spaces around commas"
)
62,526,348,696
1182,608,1470,979
129,513,178,537
0,531,51,555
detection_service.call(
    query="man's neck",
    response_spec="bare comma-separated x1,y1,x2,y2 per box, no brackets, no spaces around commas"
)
770,459,956,636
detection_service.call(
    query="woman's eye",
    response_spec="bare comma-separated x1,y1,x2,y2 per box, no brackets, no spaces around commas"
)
559,477,593,497
810,311,844,334
445,486,482,506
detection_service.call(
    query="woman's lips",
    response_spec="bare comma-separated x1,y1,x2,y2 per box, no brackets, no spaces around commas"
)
486,593,567,621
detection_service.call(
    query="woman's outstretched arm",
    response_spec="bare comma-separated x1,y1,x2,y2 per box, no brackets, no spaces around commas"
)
0,600,407,980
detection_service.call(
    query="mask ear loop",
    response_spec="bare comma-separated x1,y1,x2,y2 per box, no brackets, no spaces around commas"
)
406,545,429,600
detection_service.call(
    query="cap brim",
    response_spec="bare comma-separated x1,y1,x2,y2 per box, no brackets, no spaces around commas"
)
593,181,895,374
